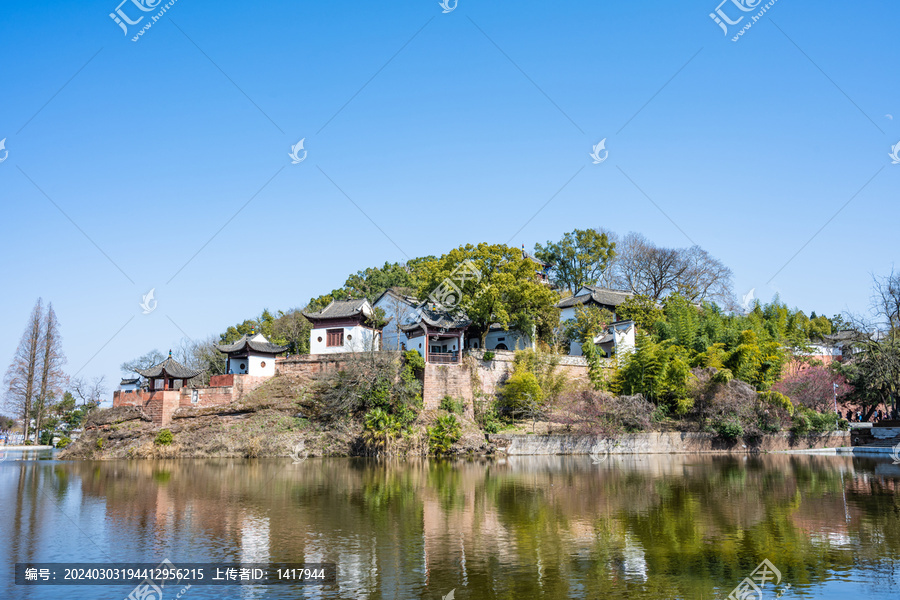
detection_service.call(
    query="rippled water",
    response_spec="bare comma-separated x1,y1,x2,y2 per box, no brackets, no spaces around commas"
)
1,453,899,599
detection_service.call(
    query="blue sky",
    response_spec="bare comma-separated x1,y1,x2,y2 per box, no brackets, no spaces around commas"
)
1,0,897,401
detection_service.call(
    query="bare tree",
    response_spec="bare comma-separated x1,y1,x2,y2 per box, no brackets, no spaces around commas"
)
71,376,107,408
34,303,66,441
615,232,687,300
610,232,734,305
3,299,44,441
872,268,900,339
679,245,735,306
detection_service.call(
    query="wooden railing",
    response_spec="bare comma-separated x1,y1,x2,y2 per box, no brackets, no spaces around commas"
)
429,352,459,364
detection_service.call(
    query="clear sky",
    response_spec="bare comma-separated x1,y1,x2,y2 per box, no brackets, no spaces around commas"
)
1,0,897,402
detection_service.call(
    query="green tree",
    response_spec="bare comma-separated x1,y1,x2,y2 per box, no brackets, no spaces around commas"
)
534,228,616,293
563,305,615,346
416,243,559,346
617,295,664,332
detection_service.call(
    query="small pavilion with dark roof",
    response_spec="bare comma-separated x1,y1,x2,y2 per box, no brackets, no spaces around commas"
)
136,351,201,391
400,305,470,364
215,332,287,376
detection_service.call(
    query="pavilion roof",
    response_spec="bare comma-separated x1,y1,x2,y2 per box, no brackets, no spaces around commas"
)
215,334,287,355
136,356,201,379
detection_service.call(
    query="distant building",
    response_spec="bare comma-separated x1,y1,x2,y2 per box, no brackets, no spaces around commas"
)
522,247,552,286
303,299,381,354
119,377,141,392
468,324,534,351
593,320,636,358
558,286,634,355
215,332,286,377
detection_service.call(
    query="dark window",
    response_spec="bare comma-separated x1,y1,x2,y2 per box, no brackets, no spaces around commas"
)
326,329,344,347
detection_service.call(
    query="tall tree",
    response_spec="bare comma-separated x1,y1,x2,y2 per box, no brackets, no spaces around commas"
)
3,299,44,442
34,304,66,441
534,228,616,293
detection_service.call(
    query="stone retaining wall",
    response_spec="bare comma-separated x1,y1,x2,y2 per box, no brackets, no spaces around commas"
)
488,432,851,455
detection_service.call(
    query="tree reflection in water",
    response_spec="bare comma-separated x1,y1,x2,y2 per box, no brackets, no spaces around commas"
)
1,454,899,599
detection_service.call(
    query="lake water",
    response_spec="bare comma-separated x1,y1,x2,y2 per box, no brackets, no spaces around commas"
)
1,452,899,599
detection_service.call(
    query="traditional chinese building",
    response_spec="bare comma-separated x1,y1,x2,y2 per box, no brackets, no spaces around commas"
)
400,305,470,364
215,332,287,377
302,299,381,354
136,351,201,391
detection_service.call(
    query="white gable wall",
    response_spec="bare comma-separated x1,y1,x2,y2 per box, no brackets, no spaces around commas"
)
374,295,418,351
310,325,378,354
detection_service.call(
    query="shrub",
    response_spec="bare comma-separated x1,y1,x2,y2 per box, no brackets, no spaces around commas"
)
428,414,461,455
499,370,543,416
403,350,425,374
482,351,495,362
714,419,743,441
23,440,33,446
711,368,733,384
759,390,794,416
439,396,466,414
95,437,104,450
56,437,71,449
363,408,400,452
154,429,174,446
791,407,838,434
552,391,654,435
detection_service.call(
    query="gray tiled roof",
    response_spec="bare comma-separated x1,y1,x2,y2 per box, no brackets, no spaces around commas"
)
136,357,201,379
374,287,419,308
522,248,549,268
557,286,633,309
120,378,140,385
302,299,373,320
399,304,471,332
215,335,287,355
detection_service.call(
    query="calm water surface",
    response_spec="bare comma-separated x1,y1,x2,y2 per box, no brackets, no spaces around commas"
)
1,452,899,599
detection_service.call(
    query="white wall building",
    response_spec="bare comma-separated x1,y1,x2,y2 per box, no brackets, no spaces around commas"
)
373,288,420,351
558,286,634,356
303,299,381,355
215,332,287,376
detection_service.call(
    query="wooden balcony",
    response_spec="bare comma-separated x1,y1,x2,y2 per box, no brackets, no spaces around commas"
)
428,352,459,364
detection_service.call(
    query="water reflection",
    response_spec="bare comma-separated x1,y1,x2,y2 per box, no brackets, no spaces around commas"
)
0,455,899,599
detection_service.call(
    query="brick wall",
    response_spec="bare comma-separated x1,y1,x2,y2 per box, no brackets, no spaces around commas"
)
276,352,402,383
141,391,181,426
115,350,604,425
424,350,600,415
423,364,474,415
